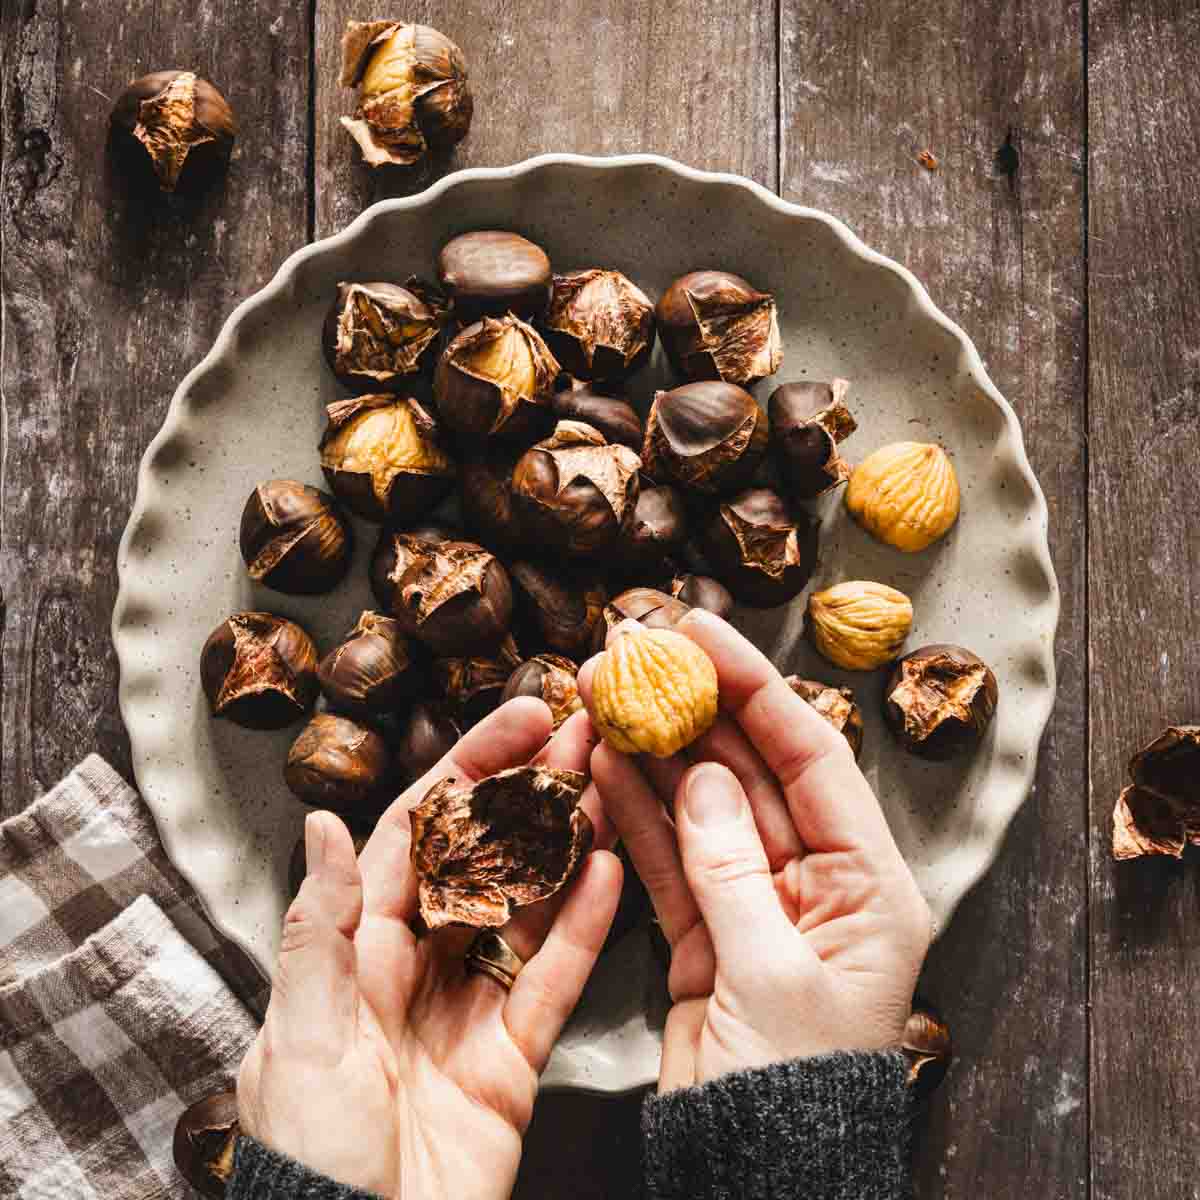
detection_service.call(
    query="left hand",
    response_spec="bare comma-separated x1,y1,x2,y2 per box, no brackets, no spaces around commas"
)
236,698,622,1199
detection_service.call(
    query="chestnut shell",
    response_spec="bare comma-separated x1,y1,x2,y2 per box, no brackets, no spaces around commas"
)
768,379,857,501
592,587,690,652
172,1091,239,1198
670,574,734,619
612,482,688,576
551,377,644,451
284,712,394,816
500,654,582,729
436,230,552,322
317,611,425,719
434,635,522,727
239,480,353,595
509,561,608,660
785,676,865,759
393,701,461,787
459,448,525,552
541,268,655,381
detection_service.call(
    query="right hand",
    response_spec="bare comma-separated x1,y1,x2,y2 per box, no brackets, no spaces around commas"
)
579,609,932,1091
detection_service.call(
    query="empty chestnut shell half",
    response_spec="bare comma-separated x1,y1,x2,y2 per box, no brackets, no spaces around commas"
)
284,712,393,816
769,379,858,501
670,573,734,619
200,612,319,730
434,635,523,727
239,480,353,595
613,482,688,576
592,587,691,652
393,700,461,786
642,381,768,495
542,269,655,381
509,561,608,660
501,654,582,729
317,611,424,719
551,376,644,451
436,230,552,322
785,676,865,759
883,644,999,760
172,1090,239,1198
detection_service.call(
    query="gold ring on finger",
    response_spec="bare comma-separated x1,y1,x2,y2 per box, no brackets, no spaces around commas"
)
465,930,525,991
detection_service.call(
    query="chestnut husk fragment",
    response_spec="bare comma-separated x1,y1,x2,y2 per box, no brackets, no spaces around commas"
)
322,280,449,392
1112,726,1200,860
902,1006,953,1098
284,712,393,817
239,481,353,595
642,381,768,496
592,587,690,652
509,561,608,660
459,448,525,551
111,70,236,193
172,1091,239,1198
542,269,655,381
768,379,857,501
410,764,593,929
655,270,783,386
319,394,456,524
393,701,461,787
501,654,582,729
339,21,472,168
785,676,865,759
289,830,372,898
670,574,733,619
317,611,424,719
551,376,644,451
437,231,552,323
200,612,319,730
699,487,820,607
883,645,999,760
434,635,523,727
612,482,688,576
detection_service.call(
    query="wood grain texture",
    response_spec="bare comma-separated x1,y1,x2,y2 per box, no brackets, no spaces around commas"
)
779,2,1087,1194
1087,2,1200,1196
0,0,311,811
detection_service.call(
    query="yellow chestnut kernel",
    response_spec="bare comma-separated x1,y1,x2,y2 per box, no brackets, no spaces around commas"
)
845,442,960,552
805,580,914,671
591,628,718,758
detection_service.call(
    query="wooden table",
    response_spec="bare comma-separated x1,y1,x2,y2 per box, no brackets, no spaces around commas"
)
2,0,1197,1194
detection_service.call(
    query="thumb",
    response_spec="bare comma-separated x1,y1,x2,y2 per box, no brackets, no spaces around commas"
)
675,763,796,973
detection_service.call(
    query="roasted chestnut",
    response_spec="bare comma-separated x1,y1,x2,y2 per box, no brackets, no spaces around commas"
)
670,574,734,619
172,1091,238,1198
434,635,522,727
239,481,352,595
289,830,372,898
902,1006,954,1097
200,612,319,730
642,381,768,495
768,379,857,500
542,269,655,381
698,487,819,607
511,421,641,556
436,230,552,322
592,587,691,652
434,315,559,440
551,376,644,451
319,394,456,524
393,700,461,786
459,447,525,551
508,561,607,660
371,532,513,655
339,20,472,167
613,482,688,576
784,677,865,759
317,611,424,718
501,655,582,729
284,712,393,815
111,70,235,192
655,270,782,387
883,644,999,760
322,280,449,392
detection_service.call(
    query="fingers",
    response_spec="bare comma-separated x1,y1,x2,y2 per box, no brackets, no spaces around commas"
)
658,999,705,1093
503,850,623,1072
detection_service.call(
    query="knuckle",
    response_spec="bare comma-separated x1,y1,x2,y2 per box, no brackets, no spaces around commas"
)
698,849,771,891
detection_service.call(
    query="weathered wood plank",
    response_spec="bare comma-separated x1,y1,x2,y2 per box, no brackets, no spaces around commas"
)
779,2,1088,1195
1087,2,1200,1196
0,0,311,811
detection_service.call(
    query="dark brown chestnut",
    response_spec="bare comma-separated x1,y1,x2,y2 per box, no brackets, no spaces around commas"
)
902,1006,953,1098
436,230,552,322
784,676,865,759
883,645,999,760
501,654,582,729
592,587,691,652
393,700,461,786
551,376,644,451
322,280,449,392
434,315,559,440
509,561,607,660
289,830,372,898
542,269,655,381
200,612,319,730
317,611,424,719
239,480,353,595
459,447,525,551
698,487,819,607
172,1090,239,1198
768,379,857,501
511,421,641,556
319,394,456,524
111,71,236,192
434,635,522,727
655,270,782,387
613,482,688,576
284,712,393,815
670,574,734,619
642,381,768,495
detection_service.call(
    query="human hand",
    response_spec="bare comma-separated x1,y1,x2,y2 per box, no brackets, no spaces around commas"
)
236,699,622,1198
579,610,931,1091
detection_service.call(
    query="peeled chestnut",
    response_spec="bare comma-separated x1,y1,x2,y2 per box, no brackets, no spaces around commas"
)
434,315,559,440
670,574,733,619
592,587,690,652
111,70,235,192
200,612,319,730
437,230,551,322
393,700,461,786
319,394,455,524
642,381,768,495
317,611,424,718
509,561,607,660
552,377,644,451
884,645,999,760
371,532,513,655
322,280,449,392
434,635,522,726
769,379,858,500
785,677,865,759
501,655,582,729
289,830,371,898
542,269,655,381
459,448,525,551
172,1091,238,1198
655,270,782,387
699,487,819,607
239,481,352,595
613,482,688,576
511,421,641,556
285,712,393,815
339,21,472,168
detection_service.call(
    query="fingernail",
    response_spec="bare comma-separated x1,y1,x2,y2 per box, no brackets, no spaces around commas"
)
304,812,326,876
684,763,743,827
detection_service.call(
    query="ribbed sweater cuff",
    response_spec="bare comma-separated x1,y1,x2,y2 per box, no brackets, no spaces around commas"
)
228,1136,383,1200
641,1050,914,1200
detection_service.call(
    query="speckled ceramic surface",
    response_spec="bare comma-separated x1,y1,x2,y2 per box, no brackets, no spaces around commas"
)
113,154,1058,1094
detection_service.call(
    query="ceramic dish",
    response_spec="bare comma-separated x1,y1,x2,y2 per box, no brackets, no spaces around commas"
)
113,153,1059,1093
